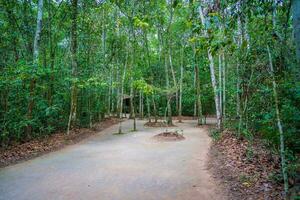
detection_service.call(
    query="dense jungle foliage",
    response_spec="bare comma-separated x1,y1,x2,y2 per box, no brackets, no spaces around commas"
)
0,0,299,194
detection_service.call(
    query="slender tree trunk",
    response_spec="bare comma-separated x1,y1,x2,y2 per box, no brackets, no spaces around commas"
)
108,71,112,117
158,26,172,125
147,96,151,122
165,53,172,125
169,47,178,114
102,7,106,61
199,4,222,130
222,52,226,121
118,52,128,134
236,14,242,134
89,91,92,128
67,0,78,135
102,7,109,117
267,46,288,195
193,66,197,119
195,64,203,125
33,0,44,90
26,0,43,137
178,45,184,123
218,53,222,117
237,60,242,135
143,29,153,123
130,78,137,131
116,63,120,118
111,72,115,116
208,52,222,130
128,10,137,130
139,90,142,119
292,0,300,64
152,95,158,123
141,91,144,119
129,77,133,119
192,43,197,120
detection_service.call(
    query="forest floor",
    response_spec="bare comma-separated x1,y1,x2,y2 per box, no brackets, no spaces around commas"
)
208,129,286,200
0,118,225,200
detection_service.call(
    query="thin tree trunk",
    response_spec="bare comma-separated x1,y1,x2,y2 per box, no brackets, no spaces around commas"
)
129,77,133,119
218,53,222,117
178,45,184,123
195,64,203,125
199,4,222,130
152,95,158,123
141,92,144,118
118,52,128,134
67,0,78,135
193,66,197,119
130,78,137,131
267,46,288,195
116,63,120,118
147,96,151,122
292,0,300,64
108,71,112,117
222,52,226,121
26,0,43,137
158,26,172,125
165,53,172,125
236,14,242,134
237,60,242,135
111,72,115,116
192,43,197,120
208,52,222,130
102,7,109,117
169,47,178,114
128,9,137,130
139,90,142,119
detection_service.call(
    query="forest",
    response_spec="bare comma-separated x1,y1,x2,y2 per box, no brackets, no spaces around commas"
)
0,0,300,199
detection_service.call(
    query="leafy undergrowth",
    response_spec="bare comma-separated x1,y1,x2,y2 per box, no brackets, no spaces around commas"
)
209,129,284,200
0,117,120,168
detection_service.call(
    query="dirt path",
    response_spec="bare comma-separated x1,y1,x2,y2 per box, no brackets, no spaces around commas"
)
0,119,224,200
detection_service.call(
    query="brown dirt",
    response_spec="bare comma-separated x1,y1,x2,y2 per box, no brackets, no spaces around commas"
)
144,121,176,127
152,131,185,141
208,129,284,200
0,117,120,168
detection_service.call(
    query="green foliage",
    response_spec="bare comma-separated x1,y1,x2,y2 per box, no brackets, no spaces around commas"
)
0,1,299,183
210,129,221,141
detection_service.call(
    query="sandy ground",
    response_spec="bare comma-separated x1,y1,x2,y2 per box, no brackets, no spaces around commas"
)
0,119,224,200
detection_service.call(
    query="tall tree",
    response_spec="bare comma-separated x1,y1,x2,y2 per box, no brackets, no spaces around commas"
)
267,45,288,196
199,3,222,130
292,0,300,65
67,0,78,135
26,0,44,137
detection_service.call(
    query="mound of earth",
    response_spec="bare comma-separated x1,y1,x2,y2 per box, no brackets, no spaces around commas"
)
152,131,185,141
144,121,176,127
